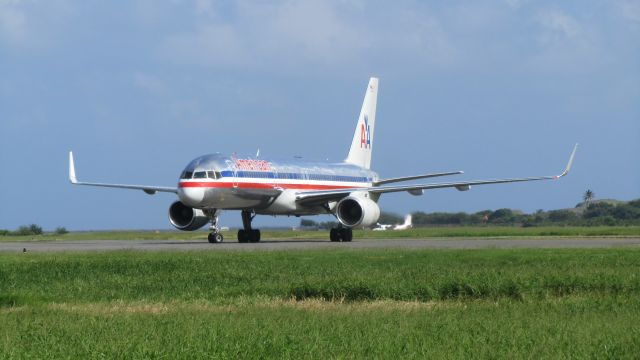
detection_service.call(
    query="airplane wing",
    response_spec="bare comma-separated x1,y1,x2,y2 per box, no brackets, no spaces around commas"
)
296,144,578,206
373,171,463,186
68,152,178,194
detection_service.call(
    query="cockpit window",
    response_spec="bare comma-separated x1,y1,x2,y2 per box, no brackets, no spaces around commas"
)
181,171,194,179
206,171,219,179
193,171,207,179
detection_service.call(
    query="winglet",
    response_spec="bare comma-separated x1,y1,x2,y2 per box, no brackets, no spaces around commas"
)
557,143,578,178
69,151,78,184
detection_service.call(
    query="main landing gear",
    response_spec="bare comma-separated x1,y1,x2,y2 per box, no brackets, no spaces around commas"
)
204,209,224,243
329,227,353,242
238,210,261,243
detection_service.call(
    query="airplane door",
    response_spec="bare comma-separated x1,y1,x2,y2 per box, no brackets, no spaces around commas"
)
233,167,239,188
272,168,280,190
225,160,239,189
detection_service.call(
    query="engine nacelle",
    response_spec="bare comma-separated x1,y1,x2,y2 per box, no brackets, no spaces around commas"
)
336,195,380,228
168,201,209,231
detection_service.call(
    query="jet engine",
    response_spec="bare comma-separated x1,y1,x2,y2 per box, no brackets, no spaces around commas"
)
168,201,209,231
335,195,380,228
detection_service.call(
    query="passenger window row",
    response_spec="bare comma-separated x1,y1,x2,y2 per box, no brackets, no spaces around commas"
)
181,170,370,182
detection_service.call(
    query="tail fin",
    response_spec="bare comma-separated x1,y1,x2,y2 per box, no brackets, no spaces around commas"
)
345,77,378,169
404,214,412,227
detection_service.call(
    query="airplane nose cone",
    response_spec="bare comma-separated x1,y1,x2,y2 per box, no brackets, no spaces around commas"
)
178,187,205,207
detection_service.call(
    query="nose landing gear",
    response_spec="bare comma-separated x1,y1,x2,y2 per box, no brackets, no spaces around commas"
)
208,232,224,243
204,209,223,243
238,210,261,243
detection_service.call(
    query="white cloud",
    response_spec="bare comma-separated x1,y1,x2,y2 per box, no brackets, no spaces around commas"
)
382,10,456,67
0,0,74,50
527,8,611,73
618,0,640,22
194,0,215,17
504,0,528,9
159,1,457,71
161,0,369,68
133,72,167,94
0,0,27,45
162,22,251,67
264,0,368,64
537,9,581,40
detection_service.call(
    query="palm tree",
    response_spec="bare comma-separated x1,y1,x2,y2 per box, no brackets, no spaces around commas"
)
583,189,595,207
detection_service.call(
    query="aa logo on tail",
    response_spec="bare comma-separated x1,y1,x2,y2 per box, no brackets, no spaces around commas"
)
360,115,371,149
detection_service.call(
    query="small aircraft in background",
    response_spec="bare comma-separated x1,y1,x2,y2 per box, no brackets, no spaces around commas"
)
69,77,577,243
372,223,393,231
394,214,413,230
373,214,413,231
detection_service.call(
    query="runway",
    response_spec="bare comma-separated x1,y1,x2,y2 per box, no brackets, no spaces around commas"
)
1,238,639,252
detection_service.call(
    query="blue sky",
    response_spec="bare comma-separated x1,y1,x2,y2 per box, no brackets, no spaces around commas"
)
1,0,638,230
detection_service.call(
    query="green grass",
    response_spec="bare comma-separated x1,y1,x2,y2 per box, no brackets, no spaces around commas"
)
2,297,638,359
1,225,639,242
1,248,640,358
2,249,640,303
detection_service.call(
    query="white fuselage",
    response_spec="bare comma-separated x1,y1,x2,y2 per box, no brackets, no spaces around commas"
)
177,153,378,215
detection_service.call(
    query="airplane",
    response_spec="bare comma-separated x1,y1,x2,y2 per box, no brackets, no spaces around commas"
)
69,77,578,243
372,223,393,231
394,214,413,231
373,214,413,231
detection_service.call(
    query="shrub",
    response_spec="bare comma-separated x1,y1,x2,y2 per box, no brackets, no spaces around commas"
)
378,211,403,225
521,216,539,227
55,227,69,235
413,212,473,225
317,221,338,230
547,210,578,223
14,226,33,236
627,199,640,208
12,224,43,236
300,219,317,227
488,209,516,224
588,216,618,226
584,203,615,219
611,204,640,220
29,224,43,235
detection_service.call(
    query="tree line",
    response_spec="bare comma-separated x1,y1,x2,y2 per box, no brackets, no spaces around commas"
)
300,198,640,229
0,225,68,236
395,199,640,227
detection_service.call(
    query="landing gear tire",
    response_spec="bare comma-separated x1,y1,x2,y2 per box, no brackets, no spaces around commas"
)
238,230,249,243
238,210,261,243
330,228,352,242
340,228,353,242
238,229,261,243
208,232,224,243
204,209,223,244
251,229,261,243
330,228,340,242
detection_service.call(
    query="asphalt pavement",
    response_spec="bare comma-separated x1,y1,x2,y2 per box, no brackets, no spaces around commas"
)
1,238,639,252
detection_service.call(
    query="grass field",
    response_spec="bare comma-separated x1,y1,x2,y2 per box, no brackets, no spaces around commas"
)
1,225,639,242
1,248,640,358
